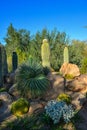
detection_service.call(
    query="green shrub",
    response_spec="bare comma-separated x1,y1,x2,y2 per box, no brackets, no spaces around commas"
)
11,98,29,117
80,58,87,74
15,60,50,98
0,87,7,92
57,93,71,104
64,74,74,79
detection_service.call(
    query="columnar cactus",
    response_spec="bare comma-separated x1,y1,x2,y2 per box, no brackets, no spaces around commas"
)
0,44,8,86
41,39,50,68
64,46,69,63
12,52,18,72
0,45,2,87
2,45,8,75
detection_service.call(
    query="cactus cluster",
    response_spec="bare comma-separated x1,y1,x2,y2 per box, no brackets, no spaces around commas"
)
0,44,8,86
41,39,50,68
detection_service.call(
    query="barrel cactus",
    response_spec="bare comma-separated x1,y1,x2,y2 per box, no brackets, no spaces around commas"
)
11,98,29,117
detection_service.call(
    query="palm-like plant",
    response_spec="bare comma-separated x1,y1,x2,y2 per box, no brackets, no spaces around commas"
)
15,60,50,98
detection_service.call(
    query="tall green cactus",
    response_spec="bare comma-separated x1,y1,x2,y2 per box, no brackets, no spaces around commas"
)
12,52,18,72
0,45,2,87
64,46,69,63
2,45,8,75
0,44,8,86
41,39,50,68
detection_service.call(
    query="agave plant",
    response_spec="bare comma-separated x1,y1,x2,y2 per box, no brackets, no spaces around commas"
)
15,60,50,98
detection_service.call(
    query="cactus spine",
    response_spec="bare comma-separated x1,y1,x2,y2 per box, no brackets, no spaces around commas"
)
0,44,8,86
64,46,69,63
12,52,18,72
41,39,50,68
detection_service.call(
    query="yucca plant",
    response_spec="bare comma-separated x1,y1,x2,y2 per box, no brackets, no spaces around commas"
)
15,60,50,98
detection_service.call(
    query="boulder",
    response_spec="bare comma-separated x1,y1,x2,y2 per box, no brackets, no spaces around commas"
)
29,101,44,114
71,92,87,109
4,72,15,90
43,73,65,101
60,63,80,77
75,101,87,130
9,84,20,99
0,92,12,104
0,92,13,122
66,74,87,93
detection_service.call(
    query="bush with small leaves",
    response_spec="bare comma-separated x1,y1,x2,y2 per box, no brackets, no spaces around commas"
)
57,93,71,104
45,100,75,124
64,74,74,79
11,98,29,117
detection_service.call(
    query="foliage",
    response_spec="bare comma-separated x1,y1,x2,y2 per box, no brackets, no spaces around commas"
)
0,87,7,92
63,46,69,63
41,39,50,68
6,111,67,130
57,93,71,104
5,24,87,71
64,74,74,79
69,40,87,67
80,58,87,74
45,100,75,124
11,98,29,117
15,60,50,98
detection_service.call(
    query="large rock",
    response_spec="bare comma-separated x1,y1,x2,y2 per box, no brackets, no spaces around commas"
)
75,101,87,130
0,92,12,104
29,101,44,114
9,84,20,99
60,63,80,77
43,73,65,101
66,74,87,93
0,92,13,122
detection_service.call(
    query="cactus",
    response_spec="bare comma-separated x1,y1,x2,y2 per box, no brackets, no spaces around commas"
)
0,44,8,86
0,45,2,87
64,46,69,63
12,52,18,72
41,39,50,68
2,45,8,75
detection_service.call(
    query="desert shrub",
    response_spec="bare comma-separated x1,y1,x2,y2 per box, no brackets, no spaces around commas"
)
6,111,66,130
64,74,74,79
11,98,29,117
15,60,50,98
45,100,75,124
80,58,87,74
57,93,71,104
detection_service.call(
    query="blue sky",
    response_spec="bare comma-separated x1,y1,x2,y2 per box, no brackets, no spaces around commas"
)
0,0,87,44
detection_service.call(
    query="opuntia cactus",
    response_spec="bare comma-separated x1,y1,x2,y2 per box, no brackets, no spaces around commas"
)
64,46,69,63
12,52,18,72
41,39,50,68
